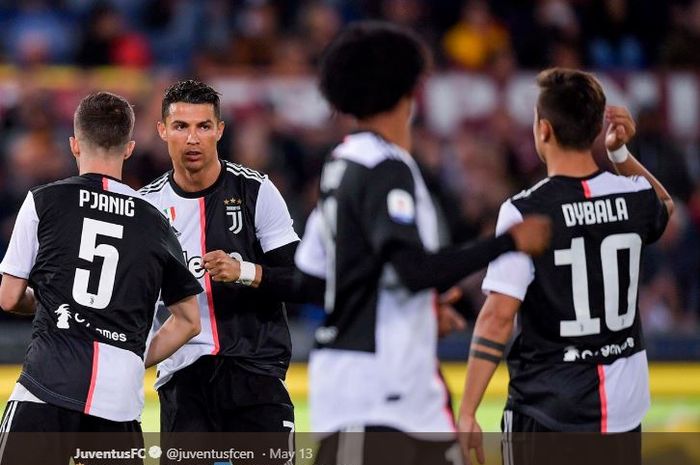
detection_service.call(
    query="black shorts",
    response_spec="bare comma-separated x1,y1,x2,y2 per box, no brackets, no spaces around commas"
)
315,426,462,465
0,401,143,465
501,409,641,465
158,355,294,432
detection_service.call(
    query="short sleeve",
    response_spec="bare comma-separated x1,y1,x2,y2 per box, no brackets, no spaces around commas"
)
0,192,39,279
160,225,203,306
295,208,327,279
481,200,534,301
255,177,300,253
363,159,423,254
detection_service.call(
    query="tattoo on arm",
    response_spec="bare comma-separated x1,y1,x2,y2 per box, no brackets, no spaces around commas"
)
470,350,501,364
472,336,506,352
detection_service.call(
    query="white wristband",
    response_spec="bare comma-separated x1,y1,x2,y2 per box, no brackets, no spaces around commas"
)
236,261,256,286
607,144,630,164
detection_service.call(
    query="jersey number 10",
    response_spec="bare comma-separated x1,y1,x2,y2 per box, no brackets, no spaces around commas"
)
554,232,642,337
72,218,124,310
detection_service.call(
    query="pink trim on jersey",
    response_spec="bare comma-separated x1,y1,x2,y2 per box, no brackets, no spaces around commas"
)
432,292,456,431
84,341,100,414
436,368,457,432
199,197,220,355
102,177,109,191
597,364,608,433
581,180,592,198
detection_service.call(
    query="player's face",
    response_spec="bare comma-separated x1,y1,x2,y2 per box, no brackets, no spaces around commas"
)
158,103,224,175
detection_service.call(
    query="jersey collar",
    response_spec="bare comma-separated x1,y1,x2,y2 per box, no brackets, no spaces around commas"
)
167,159,226,199
549,169,603,181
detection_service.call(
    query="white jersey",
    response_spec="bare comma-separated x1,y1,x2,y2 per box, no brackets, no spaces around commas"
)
296,132,455,436
140,160,299,389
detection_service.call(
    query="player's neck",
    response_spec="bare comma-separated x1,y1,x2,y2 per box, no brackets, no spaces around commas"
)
78,156,123,180
357,113,412,153
173,158,222,192
545,149,599,178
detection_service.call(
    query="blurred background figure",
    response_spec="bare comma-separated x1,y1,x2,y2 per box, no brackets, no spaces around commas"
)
76,3,151,68
442,0,511,69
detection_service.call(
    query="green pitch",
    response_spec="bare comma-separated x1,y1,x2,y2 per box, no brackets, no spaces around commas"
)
138,396,700,432
2,363,700,432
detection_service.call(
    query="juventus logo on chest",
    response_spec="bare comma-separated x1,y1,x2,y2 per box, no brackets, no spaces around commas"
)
224,197,243,234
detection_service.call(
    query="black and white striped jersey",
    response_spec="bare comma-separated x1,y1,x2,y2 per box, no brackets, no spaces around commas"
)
0,173,201,422
295,132,455,434
483,170,669,432
139,160,299,389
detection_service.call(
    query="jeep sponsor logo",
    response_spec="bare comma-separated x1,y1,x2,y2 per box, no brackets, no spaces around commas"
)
185,252,205,279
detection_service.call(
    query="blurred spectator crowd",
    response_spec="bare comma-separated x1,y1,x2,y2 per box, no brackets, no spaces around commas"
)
2,0,700,71
0,0,698,338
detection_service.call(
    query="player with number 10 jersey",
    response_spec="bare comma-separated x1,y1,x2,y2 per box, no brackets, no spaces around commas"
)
459,70,674,464
485,167,668,431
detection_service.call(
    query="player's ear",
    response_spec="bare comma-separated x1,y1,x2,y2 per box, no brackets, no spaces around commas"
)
124,140,136,160
157,121,167,141
216,120,225,141
539,119,552,143
69,136,80,158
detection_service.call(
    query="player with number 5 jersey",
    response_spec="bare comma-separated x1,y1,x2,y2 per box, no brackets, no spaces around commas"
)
459,69,674,465
0,93,202,464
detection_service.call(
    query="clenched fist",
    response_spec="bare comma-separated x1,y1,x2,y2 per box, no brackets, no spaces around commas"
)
605,106,636,151
202,250,241,282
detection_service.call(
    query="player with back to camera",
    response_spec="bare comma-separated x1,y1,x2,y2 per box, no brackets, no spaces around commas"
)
294,21,552,465
458,68,674,465
0,92,202,465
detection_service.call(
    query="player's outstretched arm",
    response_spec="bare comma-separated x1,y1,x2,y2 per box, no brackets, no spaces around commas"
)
458,292,520,465
145,295,201,368
605,106,674,216
0,275,36,315
387,215,551,293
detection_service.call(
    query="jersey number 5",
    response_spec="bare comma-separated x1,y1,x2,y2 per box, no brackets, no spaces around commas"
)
555,232,642,337
72,218,124,309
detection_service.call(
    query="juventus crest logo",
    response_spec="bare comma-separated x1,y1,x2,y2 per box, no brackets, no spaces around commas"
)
224,198,243,234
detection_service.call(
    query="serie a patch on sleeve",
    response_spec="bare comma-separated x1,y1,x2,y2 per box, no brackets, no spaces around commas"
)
387,189,416,224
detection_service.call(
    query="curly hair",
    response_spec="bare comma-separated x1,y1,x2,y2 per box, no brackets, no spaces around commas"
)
319,21,429,119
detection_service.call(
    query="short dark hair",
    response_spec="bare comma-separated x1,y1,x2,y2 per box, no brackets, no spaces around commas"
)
74,92,134,150
319,21,429,119
161,79,221,120
536,68,606,150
